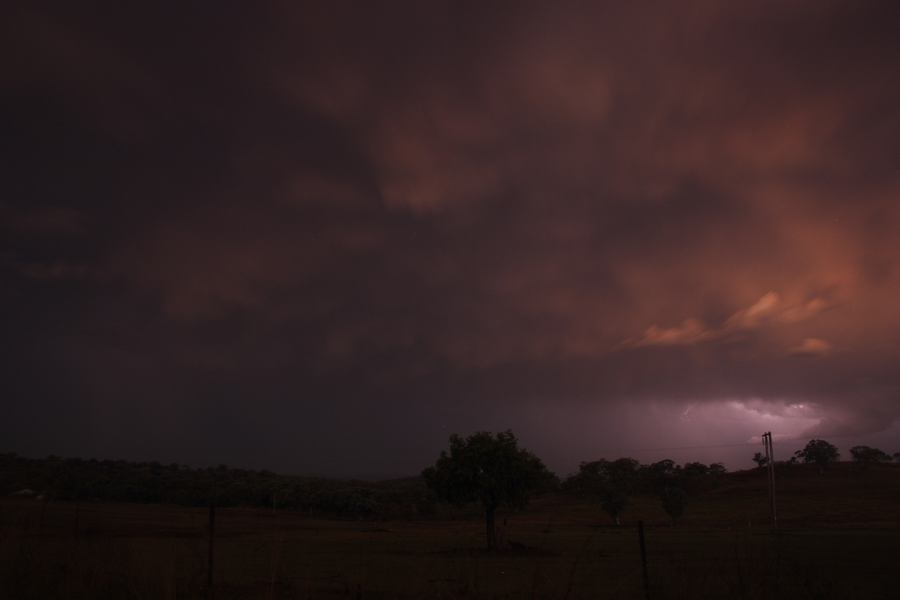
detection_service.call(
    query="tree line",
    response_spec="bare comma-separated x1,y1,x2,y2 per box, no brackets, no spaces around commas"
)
0,453,435,519
752,439,897,471
423,431,728,550
3,434,896,547
422,432,899,550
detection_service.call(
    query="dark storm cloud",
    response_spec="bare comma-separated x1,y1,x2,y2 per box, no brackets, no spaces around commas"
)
2,1,899,476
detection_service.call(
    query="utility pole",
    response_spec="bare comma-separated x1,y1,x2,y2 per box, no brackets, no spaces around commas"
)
762,431,777,529
637,520,650,600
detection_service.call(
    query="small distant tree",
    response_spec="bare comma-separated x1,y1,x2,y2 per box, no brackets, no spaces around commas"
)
894,452,900,462
638,458,677,492
752,452,769,469
849,445,891,467
605,457,641,490
649,459,676,477
661,486,688,525
708,463,727,477
423,430,554,551
794,439,839,472
600,489,628,526
682,462,709,477
567,458,639,525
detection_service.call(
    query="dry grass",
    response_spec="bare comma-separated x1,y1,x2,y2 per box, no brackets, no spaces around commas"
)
1,463,898,599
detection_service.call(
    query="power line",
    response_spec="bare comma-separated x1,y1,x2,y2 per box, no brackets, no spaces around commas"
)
635,441,762,452
632,430,881,454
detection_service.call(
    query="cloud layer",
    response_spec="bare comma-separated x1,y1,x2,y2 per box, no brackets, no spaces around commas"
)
2,1,899,475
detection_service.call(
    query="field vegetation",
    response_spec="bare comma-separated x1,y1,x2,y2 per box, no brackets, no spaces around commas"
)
2,446,899,599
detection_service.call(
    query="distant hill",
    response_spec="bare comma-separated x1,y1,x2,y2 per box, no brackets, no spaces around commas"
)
5,451,898,527
0,452,434,519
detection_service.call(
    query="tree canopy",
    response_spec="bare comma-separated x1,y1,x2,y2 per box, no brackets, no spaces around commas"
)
752,452,769,469
422,430,554,550
568,458,640,494
849,445,891,465
794,439,840,470
565,458,640,525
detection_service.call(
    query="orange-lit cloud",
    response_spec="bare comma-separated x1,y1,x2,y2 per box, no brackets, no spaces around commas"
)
2,1,899,475
790,338,832,356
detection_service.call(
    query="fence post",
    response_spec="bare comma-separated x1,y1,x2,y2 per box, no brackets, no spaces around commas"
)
638,520,650,600
74,500,80,540
208,500,216,600
38,498,47,534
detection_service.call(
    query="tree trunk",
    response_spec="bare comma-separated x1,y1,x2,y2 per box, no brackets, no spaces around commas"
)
485,505,497,551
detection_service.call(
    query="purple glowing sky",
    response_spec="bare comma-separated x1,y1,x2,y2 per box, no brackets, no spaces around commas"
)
2,1,899,477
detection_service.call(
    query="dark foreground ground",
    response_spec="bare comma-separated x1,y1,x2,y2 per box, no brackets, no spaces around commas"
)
2,463,898,599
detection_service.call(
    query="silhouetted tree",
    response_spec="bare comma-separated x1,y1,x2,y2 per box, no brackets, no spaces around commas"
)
637,458,678,492
605,457,641,490
422,430,554,551
708,463,727,476
661,486,688,525
682,462,709,477
752,452,768,469
794,439,839,472
849,445,891,466
566,458,640,525
649,459,676,477
600,489,628,525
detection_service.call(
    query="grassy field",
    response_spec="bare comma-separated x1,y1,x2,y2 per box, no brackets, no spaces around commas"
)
2,463,898,599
